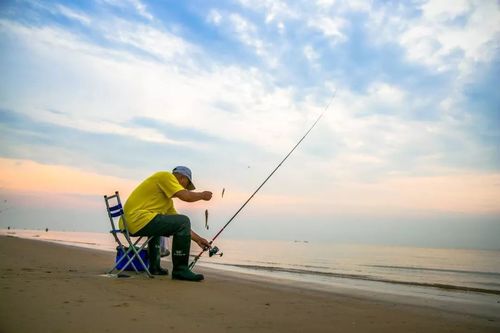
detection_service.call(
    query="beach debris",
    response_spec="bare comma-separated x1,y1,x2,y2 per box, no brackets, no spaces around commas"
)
205,209,209,230
112,302,130,308
222,188,225,198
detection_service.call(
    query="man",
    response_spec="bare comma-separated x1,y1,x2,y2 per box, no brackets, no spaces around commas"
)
120,166,212,281
160,236,170,257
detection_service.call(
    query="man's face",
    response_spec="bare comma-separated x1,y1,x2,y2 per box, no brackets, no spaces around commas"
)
179,175,190,189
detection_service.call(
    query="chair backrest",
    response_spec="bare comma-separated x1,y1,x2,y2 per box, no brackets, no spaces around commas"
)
104,191,123,225
104,191,131,246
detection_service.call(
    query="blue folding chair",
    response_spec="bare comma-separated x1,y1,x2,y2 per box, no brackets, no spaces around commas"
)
104,191,153,278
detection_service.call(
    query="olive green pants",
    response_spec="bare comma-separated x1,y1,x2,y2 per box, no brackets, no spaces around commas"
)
132,214,191,269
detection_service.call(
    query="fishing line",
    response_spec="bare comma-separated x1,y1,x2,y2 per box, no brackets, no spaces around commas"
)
189,91,337,269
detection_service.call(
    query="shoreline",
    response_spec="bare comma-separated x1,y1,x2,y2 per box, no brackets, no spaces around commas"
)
1,235,499,332
210,262,500,295
202,263,500,321
3,228,500,298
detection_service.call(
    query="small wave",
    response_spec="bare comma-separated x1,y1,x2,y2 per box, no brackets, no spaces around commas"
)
242,260,329,270
214,263,500,295
44,238,98,246
364,265,500,278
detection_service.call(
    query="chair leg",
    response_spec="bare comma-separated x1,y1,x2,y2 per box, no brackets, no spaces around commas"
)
109,242,153,278
114,246,141,275
108,244,132,274
129,240,153,278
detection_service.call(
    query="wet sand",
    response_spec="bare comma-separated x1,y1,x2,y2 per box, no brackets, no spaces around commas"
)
0,235,498,332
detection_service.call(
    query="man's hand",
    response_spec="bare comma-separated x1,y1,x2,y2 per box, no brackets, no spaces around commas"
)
196,237,211,250
201,191,212,201
191,230,211,250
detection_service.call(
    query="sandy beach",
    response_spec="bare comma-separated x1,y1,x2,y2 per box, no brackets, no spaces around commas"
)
0,235,498,333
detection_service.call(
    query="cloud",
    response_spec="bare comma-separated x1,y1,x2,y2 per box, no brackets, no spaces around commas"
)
235,0,295,23
0,14,313,164
292,77,500,186
129,0,153,21
15,1,92,25
368,0,500,74
58,4,92,25
207,11,277,66
277,21,285,34
207,9,222,25
228,13,265,54
307,16,348,44
303,44,320,65
99,0,153,21
315,0,372,13
102,19,197,62
0,108,240,181
420,0,470,21
227,0,293,36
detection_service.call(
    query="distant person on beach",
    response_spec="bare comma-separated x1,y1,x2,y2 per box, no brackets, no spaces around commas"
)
160,236,170,257
120,166,212,281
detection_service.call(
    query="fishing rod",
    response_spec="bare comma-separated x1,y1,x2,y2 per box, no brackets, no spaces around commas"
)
189,92,337,269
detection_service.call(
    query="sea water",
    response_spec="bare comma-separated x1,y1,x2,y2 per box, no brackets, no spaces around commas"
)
2,229,500,299
208,239,500,294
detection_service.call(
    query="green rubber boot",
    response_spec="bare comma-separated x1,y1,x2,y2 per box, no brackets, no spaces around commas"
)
171,235,204,281
147,236,168,276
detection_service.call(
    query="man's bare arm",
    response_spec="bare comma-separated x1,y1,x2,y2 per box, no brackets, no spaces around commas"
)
191,230,210,249
173,189,212,202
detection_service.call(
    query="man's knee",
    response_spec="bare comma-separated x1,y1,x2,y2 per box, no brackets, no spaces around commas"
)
177,215,191,232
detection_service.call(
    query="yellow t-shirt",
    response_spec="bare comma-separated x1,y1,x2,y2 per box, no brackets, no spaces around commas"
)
120,171,185,234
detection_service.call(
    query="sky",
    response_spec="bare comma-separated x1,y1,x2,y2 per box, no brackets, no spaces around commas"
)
0,0,499,249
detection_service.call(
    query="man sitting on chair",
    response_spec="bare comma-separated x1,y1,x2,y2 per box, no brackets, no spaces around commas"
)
120,166,212,281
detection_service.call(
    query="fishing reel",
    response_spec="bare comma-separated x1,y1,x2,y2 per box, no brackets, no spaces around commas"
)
190,245,223,269
208,246,223,257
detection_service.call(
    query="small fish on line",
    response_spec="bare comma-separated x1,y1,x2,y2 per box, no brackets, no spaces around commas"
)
205,209,209,230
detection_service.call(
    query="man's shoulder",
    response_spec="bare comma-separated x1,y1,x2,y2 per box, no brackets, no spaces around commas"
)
150,171,182,188
150,171,174,179
152,171,184,195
